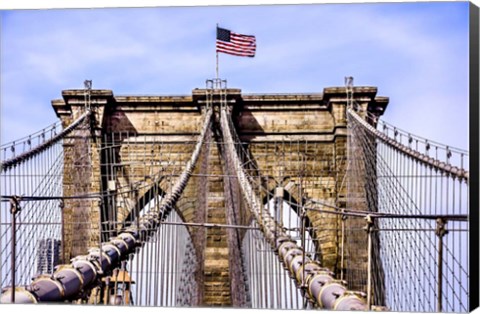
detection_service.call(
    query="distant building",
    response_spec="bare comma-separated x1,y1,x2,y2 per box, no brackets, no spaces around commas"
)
36,239,61,275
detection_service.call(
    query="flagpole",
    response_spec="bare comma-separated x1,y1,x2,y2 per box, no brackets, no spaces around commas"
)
216,23,219,81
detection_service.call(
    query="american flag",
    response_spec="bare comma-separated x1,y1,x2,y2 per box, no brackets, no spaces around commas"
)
216,27,256,58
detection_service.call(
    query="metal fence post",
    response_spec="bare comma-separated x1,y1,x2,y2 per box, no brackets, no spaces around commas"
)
9,196,21,303
435,218,448,312
365,214,374,310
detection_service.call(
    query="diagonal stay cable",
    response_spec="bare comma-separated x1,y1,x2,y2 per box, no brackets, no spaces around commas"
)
0,108,213,303
219,107,370,311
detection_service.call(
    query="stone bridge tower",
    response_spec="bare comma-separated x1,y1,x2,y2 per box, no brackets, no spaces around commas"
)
52,83,388,306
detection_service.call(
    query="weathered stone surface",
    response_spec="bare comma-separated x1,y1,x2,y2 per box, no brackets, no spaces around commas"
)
202,142,232,306
53,85,388,305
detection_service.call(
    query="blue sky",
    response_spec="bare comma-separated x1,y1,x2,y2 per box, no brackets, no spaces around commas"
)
0,1,471,150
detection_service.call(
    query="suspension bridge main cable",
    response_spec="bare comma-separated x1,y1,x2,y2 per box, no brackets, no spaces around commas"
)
219,106,371,311
0,108,213,304
1,111,91,171
347,108,468,181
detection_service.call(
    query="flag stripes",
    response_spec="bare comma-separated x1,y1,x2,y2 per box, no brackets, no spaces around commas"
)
216,27,256,57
